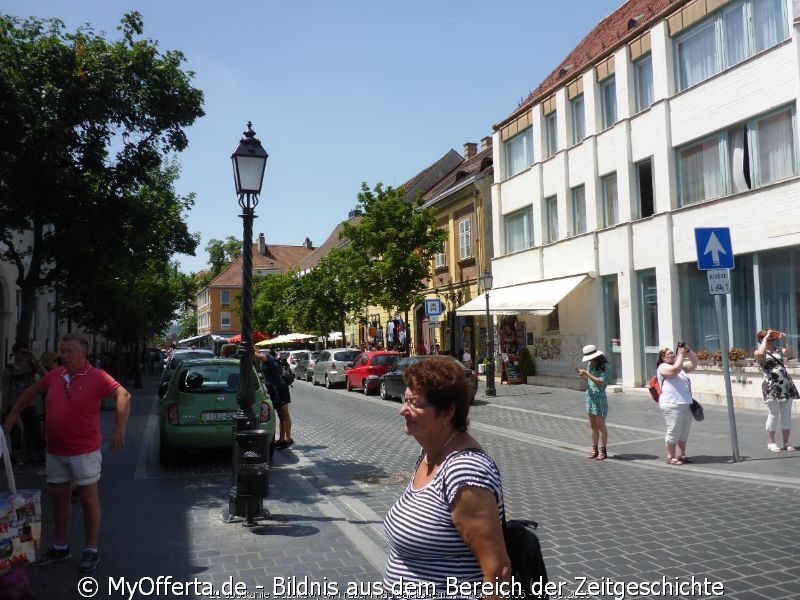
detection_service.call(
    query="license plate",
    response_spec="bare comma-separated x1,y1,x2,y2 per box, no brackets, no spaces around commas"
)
201,411,236,423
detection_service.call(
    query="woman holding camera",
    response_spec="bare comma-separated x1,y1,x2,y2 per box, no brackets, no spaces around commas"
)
576,344,610,460
754,329,798,453
656,343,697,465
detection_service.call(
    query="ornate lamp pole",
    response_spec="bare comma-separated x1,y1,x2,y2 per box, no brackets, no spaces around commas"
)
230,122,268,427
478,271,496,397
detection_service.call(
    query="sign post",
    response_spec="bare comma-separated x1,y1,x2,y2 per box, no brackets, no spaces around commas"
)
694,228,740,462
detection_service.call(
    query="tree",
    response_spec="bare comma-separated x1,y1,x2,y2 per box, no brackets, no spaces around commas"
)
252,272,294,336
195,236,242,289
0,12,204,345
176,307,198,340
340,182,446,316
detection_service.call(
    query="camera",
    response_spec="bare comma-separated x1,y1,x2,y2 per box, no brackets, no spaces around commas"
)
676,342,686,349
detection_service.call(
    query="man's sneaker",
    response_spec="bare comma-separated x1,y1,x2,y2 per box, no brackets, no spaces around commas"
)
79,550,99,573
35,546,71,565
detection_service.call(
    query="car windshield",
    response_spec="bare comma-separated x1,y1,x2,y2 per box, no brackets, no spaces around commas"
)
334,350,360,362
372,355,399,367
178,363,257,393
169,351,214,369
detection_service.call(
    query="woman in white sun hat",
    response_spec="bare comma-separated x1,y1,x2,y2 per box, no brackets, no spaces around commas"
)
576,344,610,460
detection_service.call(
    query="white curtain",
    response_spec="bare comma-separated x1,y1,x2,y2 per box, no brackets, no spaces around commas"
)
680,138,722,204
756,110,795,184
504,209,532,254
724,4,747,66
730,126,751,193
602,175,618,226
678,22,717,89
571,187,586,235
546,198,558,242
754,0,784,53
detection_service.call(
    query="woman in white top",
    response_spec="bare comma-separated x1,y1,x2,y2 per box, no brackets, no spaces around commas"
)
460,348,472,370
656,344,697,465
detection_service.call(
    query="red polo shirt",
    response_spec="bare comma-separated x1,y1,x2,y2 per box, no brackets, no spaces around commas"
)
42,363,121,456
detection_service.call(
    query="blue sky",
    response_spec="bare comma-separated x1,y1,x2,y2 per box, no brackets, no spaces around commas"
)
6,1,624,274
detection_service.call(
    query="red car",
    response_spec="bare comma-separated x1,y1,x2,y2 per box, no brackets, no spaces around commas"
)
346,351,401,395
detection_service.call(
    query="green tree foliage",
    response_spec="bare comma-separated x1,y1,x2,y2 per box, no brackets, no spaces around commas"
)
176,307,198,340
199,236,242,285
0,12,204,344
287,250,351,337
340,182,446,315
252,272,294,336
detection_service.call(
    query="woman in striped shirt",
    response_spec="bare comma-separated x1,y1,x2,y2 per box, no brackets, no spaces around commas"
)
383,357,510,599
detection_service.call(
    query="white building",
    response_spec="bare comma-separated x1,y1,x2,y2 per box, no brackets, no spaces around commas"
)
462,0,800,403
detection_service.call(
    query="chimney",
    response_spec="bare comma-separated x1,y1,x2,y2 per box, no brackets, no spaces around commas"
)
480,136,493,152
303,237,314,250
257,233,266,255
463,142,478,158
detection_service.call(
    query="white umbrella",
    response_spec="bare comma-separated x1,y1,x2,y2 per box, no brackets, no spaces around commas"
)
286,333,316,341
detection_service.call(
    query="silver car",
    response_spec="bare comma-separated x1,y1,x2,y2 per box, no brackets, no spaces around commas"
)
295,351,321,382
312,348,361,388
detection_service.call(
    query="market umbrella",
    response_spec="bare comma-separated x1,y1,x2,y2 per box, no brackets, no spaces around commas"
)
228,331,269,344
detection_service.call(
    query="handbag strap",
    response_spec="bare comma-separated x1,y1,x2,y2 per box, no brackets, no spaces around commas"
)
1,430,17,494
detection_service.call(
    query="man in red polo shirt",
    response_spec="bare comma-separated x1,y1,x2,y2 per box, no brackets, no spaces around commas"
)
3,333,131,573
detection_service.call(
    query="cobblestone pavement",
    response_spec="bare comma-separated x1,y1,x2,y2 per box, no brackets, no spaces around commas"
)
8,375,800,599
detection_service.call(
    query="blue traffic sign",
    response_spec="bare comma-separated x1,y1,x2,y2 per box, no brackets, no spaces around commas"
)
424,299,443,317
694,228,734,270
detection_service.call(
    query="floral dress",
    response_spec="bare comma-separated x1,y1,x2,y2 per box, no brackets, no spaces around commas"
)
585,363,610,417
760,350,799,402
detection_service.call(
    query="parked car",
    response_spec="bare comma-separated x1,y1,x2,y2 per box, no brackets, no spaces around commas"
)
284,350,310,373
158,358,276,466
160,348,215,384
295,351,322,382
312,348,361,388
379,355,478,402
346,351,401,395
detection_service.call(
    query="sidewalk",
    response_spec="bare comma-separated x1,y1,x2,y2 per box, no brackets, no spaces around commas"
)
475,376,800,486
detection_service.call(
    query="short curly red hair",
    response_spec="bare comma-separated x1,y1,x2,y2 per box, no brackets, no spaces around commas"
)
404,357,470,431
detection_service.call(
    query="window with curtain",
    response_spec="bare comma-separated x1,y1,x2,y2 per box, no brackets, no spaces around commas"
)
679,105,796,205
601,173,618,227
220,312,231,329
675,0,787,91
503,207,533,254
544,111,558,158
435,240,446,268
571,94,585,145
220,290,230,306
571,185,586,235
458,218,472,260
759,247,800,339
633,54,654,113
505,127,533,178
600,76,617,129
545,196,558,242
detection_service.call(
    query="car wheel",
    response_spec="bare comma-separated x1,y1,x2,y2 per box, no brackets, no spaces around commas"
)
159,435,178,467
380,381,389,400
325,374,333,389
363,380,370,395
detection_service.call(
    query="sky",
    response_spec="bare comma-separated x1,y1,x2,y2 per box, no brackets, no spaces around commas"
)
5,0,625,274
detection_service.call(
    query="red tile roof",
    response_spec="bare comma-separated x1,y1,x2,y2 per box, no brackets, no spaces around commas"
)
496,0,682,129
209,242,313,286
423,145,493,203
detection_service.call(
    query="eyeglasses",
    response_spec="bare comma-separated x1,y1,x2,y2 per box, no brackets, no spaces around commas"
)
402,396,432,411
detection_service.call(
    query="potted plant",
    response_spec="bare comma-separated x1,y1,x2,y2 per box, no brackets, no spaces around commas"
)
519,347,535,380
695,350,713,366
728,347,748,367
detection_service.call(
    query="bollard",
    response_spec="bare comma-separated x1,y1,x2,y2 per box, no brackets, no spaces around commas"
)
229,429,270,525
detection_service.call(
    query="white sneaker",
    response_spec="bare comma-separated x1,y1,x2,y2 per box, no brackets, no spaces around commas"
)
784,444,796,452
768,442,782,453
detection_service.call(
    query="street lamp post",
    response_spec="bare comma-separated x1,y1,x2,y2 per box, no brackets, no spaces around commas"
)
479,271,496,397
226,122,269,525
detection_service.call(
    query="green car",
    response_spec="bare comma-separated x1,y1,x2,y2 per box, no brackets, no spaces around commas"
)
158,358,276,466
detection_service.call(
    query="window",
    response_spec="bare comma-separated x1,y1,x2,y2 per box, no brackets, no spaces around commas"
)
220,312,231,330
545,196,558,243
570,94,586,145
637,159,655,218
220,290,230,306
675,0,787,91
504,207,533,254
458,218,472,260
547,306,560,331
601,173,619,227
600,76,617,130
678,106,796,205
638,270,659,382
544,111,558,158
633,54,654,112
571,185,586,235
505,127,533,178
435,240,446,268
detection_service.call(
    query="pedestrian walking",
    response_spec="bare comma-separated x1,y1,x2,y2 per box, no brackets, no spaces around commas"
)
2,345,46,469
2,333,131,573
382,357,510,597
576,344,610,460
460,347,472,370
656,344,697,465
754,328,798,453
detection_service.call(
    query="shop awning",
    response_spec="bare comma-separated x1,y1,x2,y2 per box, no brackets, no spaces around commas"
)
455,274,591,316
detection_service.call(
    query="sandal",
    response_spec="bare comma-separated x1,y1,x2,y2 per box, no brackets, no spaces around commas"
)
666,457,684,465
587,445,599,459
596,447,607,461
677,455,692,463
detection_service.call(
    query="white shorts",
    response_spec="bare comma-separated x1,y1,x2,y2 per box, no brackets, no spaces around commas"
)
46,450,102,485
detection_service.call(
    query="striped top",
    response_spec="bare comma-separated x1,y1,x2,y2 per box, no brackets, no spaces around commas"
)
382,449,504,599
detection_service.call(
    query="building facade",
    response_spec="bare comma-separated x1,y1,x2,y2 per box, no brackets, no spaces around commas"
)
475,0,800,400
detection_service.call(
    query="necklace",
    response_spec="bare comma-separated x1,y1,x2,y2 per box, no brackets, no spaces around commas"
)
423,430,460,465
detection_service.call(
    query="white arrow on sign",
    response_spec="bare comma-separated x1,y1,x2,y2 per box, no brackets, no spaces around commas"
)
703,232,727,267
